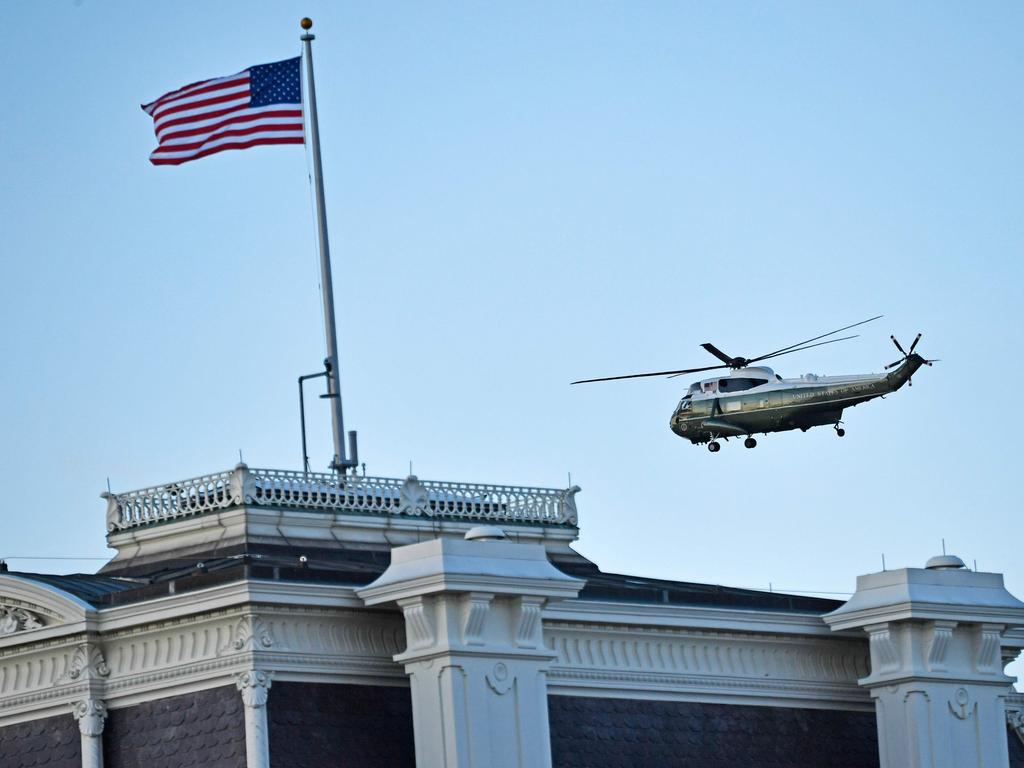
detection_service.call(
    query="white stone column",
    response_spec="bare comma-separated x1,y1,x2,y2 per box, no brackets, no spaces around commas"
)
358,528,583,768
71,698,106,768
825,555,1024,768
236,669,273,768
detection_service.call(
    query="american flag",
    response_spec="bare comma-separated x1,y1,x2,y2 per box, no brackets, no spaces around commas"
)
142,57,304,166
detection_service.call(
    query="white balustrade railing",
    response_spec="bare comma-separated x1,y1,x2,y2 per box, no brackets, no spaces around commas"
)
105,465,580,532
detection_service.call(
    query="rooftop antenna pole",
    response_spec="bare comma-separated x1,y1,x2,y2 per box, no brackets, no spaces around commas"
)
300,17,355,473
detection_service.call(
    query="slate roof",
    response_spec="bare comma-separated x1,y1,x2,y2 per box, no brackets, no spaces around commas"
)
548,695,880,768
0,713,79,768
104,685,245,768
7,543,841,616
5,571,142,604
552,558,843,613
1010,725,1024,768
268,681,415,768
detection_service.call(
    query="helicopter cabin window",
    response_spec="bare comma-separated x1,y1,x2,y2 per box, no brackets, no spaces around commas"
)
718,377,769,393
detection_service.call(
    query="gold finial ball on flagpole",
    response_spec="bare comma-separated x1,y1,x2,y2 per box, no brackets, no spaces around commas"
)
300,17,313,30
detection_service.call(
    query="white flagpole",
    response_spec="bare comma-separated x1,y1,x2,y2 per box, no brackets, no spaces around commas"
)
300,17,353,473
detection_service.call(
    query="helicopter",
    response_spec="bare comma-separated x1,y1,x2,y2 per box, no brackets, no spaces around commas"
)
571,316,935,452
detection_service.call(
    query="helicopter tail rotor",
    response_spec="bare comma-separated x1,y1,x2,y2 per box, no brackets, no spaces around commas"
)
884,333,935,386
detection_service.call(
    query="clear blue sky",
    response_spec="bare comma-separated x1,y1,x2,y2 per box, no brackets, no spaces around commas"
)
2,1,1022,675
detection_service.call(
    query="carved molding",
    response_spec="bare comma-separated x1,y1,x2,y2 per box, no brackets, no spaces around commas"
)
515,597,545,649
0,608,405,711
975,624,1003,673
927,621,957,672
485,662,514,695
947,687,975,721
63,644,109,684
0,605,46,635
71,698,107,736
398,597,435,650
461,593,492,646
548,666,868,701
398,475,431,517
545,623,870,704
236,669,273,708
220,614,274,656
866,624,899,674
550,628,868,683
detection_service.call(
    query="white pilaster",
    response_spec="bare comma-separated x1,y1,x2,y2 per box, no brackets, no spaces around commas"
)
358,531,583,768
236,669,272,768
825,556,1024,768
71,698,106,768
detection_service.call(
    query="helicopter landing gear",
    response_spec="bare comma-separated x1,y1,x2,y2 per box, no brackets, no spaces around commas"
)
744,437,757,449
834,423,846,437
707,441,721,453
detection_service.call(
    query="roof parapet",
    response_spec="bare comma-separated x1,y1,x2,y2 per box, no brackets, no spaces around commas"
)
104,464,581,533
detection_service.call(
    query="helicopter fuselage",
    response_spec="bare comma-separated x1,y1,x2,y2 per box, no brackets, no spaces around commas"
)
670,354,927,444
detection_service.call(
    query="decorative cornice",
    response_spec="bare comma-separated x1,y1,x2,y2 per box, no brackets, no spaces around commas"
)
548,667,868,704
545,622,870,706
544,600,846,638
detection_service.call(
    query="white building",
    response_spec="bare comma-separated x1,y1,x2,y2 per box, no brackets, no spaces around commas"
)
1,463,1023,767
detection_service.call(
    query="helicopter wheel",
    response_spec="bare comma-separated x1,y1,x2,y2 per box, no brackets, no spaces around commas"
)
744,437,757,449
835,426,846,437
707,441,721,453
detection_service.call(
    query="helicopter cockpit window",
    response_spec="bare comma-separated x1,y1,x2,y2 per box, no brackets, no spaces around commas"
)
718,377,769,393
678,396,692,412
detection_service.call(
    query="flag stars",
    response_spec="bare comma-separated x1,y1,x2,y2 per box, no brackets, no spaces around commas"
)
250,57,301,107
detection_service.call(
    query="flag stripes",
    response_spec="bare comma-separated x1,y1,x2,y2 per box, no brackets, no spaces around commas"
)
142,57,303,166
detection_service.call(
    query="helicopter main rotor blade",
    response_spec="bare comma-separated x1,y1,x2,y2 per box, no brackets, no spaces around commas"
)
890,335,907,356
570,363,729,385
908,333,922,355
700,343,736,366
747,335,859,365
749,315,882,363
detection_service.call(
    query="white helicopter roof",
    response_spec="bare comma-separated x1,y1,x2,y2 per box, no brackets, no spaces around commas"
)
695,366,775,383
688,366,778,393
728,366,775,377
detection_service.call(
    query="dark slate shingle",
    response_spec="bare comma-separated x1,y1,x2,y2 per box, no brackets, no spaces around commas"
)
1010,724,1024,768
104,685,245,768
268,681,415,767
549,695,880,768
0,714,80,768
